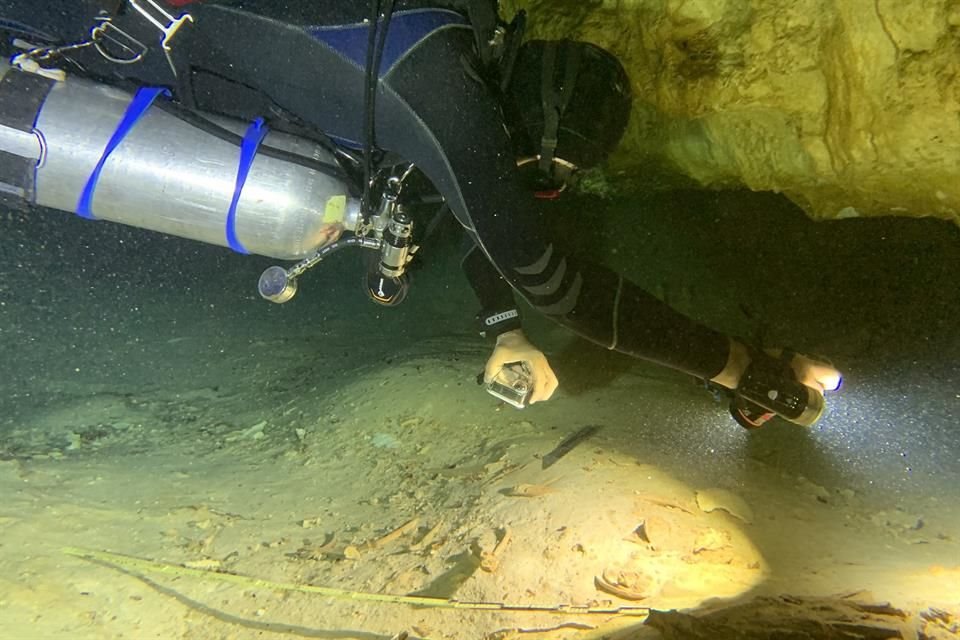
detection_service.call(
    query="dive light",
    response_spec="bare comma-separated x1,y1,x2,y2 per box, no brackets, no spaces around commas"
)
730,351,825,428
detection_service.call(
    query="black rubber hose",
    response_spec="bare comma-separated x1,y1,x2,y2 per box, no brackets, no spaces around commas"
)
151,98,351,184
361,0,381,217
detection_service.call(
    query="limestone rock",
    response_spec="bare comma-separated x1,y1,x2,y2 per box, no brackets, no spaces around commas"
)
503,0,960,223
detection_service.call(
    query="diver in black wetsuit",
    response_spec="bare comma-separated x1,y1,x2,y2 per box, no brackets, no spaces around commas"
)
0,0,841,426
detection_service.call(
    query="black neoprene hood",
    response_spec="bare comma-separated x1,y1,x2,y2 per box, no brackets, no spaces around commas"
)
505,39,632,170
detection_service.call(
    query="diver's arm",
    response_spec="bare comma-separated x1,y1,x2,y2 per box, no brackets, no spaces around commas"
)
460,241,520,337
377,28,733,382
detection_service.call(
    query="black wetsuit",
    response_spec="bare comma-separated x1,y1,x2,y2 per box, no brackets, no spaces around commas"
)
1,0,731,380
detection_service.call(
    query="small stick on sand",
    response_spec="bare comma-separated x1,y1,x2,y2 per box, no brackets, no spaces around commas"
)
364,517,420,551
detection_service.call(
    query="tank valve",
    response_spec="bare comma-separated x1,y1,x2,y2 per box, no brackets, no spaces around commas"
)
364,208,417,306
258,171,419,305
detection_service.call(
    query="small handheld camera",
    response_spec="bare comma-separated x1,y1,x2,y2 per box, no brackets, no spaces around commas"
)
484,362,533,409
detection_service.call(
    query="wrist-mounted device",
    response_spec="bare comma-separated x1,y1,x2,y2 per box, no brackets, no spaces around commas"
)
477,308,522,339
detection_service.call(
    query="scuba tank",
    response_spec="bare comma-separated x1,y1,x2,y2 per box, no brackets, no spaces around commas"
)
0,60,362,260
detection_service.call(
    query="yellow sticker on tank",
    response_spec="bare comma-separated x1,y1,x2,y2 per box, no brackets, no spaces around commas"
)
323,195,346,224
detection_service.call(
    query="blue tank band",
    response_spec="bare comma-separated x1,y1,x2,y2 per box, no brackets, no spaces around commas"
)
225,117,268,254
76,86,169,220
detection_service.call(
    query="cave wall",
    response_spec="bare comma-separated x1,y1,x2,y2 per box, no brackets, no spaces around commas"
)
501,0,960,223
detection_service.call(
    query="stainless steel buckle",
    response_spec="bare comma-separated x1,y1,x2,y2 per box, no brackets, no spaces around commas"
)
13,1,192,77
91,0,193,75
90,19,146,64
127,0,194,54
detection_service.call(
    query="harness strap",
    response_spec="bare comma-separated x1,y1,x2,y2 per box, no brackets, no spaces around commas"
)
448,0,500,68
0,68,56,132
0,68,56,202
538,41,581,175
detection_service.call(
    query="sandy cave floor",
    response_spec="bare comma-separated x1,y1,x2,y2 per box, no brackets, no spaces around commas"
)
1,333,958,640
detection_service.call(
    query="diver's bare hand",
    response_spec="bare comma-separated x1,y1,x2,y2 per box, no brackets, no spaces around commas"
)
788,352,842,393
484,329,559,404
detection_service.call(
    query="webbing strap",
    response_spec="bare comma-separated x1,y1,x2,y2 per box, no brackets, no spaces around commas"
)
76,86,168,220
538,41,581,175
225,117,268,254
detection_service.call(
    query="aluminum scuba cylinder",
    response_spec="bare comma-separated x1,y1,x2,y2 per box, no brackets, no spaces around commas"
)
0,61,361,260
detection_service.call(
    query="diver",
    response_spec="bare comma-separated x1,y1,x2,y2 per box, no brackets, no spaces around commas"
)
0,0,841,427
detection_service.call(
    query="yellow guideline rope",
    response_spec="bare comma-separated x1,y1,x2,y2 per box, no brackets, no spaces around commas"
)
63,547,649,617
